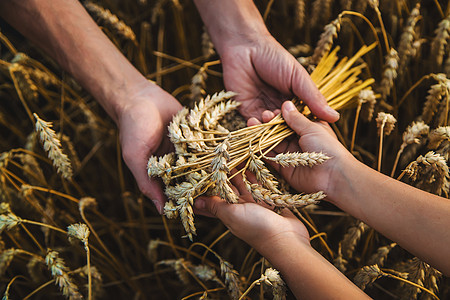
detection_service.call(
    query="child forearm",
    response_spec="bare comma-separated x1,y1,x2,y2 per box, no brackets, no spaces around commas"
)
257,235,370,299
329,159,450,275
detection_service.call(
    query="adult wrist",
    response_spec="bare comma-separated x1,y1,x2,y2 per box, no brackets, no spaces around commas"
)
194,0,270,55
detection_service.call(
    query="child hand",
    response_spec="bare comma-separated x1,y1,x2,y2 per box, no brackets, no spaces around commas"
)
252,101,358,204
195,192,310,254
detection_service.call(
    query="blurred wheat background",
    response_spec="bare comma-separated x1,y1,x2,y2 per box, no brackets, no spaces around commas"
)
0,0,449,299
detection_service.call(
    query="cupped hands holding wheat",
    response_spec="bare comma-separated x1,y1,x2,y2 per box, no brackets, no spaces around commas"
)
118,82,182,213
248,101,356,199
148,45,376,240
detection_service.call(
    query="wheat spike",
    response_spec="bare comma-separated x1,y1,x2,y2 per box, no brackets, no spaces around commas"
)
220,259,241,299
311,17,341,65
0,213,21,233
190,67,207,103
34,113,73,179
147,239,160,264
368,243,397,266
421,74,450,124
379,48,399,100
248,155,280,193
398,3,421,76
402,122,429,147
358,88,377,122
288,44,311,57
79,197,97,215
192,264,220,283
294,0,305,29
45,250,83,300
399,257,442,300
341,221,369,259
67,223,90,245
0,249,17,276
428,126,450,149
250,184,325,209
340,0,353,11
158,258,192,285
201,29,215,58
84,1,136,43
391,121,429,176
163,200,178,219
431,15,450,67
9,63,39,101
333,243,348,273
354,264,382,290
376,112,396,136
310,0,332,28
268,151,331,167
177,196,196,241
264,268,286,300
18,153,46,185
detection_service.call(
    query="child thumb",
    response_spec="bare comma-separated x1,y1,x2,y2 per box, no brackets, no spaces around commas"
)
282,101,317,136
195,197,231,224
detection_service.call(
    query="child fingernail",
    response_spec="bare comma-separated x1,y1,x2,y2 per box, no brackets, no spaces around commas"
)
284,101,296,112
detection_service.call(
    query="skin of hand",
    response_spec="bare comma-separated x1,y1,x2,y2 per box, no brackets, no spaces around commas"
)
0,0,182,213
117,83,182,213
252,101,450,275
248,101,356,197
193,0,339,123
195,173,370,300
220,34,340,122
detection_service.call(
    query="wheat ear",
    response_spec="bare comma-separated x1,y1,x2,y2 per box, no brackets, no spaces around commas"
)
34,113,73,179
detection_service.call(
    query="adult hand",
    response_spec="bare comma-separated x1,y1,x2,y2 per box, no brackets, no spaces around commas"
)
220,35,340,123
117,82,182,213
194,0,339,123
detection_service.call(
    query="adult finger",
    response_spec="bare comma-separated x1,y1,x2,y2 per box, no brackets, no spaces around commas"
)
291,62,340,123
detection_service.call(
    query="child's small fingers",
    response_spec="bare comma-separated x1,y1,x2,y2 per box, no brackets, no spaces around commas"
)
262,110,276,123
247,117,261,127
273,109,281,115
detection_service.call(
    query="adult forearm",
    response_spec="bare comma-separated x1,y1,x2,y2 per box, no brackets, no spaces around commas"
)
193,0,270,54
330,160,450,275
257,237,368,299
0,0,148,122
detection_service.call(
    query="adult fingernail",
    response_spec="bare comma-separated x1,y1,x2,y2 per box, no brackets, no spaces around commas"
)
326,106,340,119
152,200,162,214
284,101,296,112
195,198,205,210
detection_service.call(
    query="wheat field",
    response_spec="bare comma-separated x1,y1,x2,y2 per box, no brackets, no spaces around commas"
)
0,0,449,299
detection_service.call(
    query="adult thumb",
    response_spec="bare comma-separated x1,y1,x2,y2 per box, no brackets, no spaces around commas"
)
291,63,340,122
282,101,318,136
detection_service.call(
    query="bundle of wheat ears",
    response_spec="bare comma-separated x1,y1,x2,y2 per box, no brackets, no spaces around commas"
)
148,43,377,240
